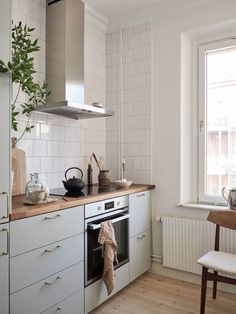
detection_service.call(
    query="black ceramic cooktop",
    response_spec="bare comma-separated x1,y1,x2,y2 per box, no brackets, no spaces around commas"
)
50,184,118,198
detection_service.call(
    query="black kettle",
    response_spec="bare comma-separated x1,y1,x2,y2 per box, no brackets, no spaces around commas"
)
62,167,84,192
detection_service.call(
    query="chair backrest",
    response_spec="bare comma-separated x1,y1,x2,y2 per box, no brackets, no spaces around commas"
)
207,210,236,230
208,210,236,251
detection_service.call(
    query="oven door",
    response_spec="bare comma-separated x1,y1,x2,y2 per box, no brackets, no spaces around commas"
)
85,209,129,286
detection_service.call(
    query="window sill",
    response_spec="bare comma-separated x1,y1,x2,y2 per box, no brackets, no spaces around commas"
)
177,202,230,211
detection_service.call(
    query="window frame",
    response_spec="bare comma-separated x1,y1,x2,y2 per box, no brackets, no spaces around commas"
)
197,38,236,204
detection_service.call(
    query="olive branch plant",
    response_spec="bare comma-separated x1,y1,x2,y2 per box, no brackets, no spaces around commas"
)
0,22,50,145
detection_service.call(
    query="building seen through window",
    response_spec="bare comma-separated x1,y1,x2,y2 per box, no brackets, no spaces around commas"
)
206,45,236,197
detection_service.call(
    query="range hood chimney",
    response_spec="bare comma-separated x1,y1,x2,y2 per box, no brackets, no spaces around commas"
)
37,0,114,120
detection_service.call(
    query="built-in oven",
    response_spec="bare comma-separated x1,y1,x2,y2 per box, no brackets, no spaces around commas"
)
84,196,129,287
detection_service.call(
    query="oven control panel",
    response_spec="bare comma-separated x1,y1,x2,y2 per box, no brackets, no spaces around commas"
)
105,201,114,211
85,195,129,218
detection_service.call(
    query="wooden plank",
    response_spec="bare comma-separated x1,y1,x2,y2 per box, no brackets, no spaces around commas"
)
11,184,155,221
91,272,236,314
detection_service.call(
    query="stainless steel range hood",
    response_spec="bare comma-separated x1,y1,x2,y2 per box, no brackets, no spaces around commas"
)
37,0,114,120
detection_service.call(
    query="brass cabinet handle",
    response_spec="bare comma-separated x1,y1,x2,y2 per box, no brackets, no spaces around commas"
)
0,192,9,220
0,228,9,256
53,307,62,313
43,214,61,220
137,234,146,240
44,276,61,286
44,245,61,253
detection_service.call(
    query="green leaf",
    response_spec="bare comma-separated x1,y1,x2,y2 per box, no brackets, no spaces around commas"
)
0,21,50,136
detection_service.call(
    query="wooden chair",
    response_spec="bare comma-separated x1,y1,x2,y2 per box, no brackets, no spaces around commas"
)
197,211,236,314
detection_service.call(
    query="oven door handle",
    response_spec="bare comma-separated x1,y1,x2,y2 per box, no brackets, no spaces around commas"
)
88,213,130,230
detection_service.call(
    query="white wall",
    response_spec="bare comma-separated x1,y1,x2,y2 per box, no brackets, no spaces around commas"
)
12,0,107,188
152,0,236,262
106,0,236,281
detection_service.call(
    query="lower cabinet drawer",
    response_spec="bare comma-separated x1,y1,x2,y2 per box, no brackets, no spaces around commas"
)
130,229,151,282
85,262,130,314
10,262,84,314
41,290,84,314
10,234,84,293
10,206,84,257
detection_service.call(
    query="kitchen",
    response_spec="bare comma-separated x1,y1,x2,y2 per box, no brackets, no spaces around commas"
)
1,0,236,313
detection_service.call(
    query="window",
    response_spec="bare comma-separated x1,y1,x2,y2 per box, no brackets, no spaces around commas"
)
198,39,236,204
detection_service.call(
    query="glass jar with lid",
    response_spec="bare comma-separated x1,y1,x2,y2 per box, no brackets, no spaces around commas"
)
25,173,45,203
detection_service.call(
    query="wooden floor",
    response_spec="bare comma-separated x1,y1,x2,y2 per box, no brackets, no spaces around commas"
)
91,272,236,314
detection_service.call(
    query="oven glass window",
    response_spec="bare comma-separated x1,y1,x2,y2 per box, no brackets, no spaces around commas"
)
87,213,129,285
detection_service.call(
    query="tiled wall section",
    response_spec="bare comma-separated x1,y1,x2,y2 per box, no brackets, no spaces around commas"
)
11,1,152,186
12,0,107,188
105,30,121,182
106,22,152,183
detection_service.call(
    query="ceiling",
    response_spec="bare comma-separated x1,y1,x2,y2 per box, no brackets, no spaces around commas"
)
83,0,161,18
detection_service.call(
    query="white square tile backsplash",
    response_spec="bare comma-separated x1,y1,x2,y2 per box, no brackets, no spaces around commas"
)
106,22,152,183
12,2,153,188
33,140,47,156
12,1,106,188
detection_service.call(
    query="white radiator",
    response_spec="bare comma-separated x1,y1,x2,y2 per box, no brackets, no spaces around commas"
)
162,216,236,275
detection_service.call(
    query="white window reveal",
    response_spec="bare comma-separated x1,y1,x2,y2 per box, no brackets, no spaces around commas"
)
198,39,236,204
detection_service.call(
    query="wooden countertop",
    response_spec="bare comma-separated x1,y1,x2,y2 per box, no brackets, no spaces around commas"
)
11,184,155,221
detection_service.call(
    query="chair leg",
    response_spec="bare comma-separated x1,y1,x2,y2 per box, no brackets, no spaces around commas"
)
200,266,208,314
213,271,218,299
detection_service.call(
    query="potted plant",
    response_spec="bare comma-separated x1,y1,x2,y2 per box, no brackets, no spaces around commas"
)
0,21,50,145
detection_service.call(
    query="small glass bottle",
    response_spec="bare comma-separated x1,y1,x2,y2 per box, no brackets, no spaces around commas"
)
25,173,45,203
